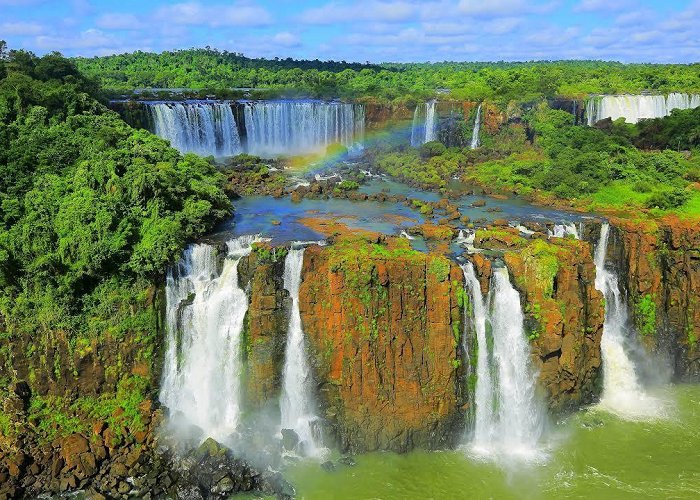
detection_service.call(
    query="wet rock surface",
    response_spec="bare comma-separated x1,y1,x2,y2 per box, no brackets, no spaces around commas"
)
0,406,293,500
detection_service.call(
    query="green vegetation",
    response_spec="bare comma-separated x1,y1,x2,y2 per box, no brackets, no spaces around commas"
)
75,48,700,102
636,294,657,337
0,43,230,440
446,104,700,217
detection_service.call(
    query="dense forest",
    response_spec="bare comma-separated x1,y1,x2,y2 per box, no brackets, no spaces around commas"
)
75,48,700,102
0,42,230,437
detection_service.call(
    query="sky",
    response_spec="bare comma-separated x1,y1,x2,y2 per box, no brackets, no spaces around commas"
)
0,0,699,63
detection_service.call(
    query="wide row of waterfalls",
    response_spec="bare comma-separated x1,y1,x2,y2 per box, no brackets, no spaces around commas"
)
123,93,700,159
160,221,662,464
147,100,365,158
586,93,700,125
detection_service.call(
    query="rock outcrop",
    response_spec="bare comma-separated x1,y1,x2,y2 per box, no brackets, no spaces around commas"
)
298,236,465,452
238,244,290,410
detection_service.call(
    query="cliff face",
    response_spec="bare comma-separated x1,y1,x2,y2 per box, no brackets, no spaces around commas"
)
238,244,290,411
298,236,465,453
471,229,604,411
609,217,700,379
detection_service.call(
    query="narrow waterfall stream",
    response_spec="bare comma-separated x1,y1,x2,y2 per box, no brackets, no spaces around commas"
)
160,235,259,442
280,245,323,457
470,104,482,149
461,263,494,448
462,264,544,460
424,100,437,143
593,223,663,419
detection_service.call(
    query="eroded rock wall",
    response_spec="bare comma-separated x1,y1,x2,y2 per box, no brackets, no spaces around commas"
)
609,217,700,379
238,245,290,411
298,236,465,453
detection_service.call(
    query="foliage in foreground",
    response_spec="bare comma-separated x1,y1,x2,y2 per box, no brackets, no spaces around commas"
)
0,43,230,439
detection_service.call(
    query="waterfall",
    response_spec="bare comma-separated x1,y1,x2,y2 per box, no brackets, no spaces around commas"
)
160,235,259,442
280,245,322,456
148,102,242,157
425,100,437,143
586,93,700,125
470,104,482,149
242,100,363,157
461,263,494,448
411,100,438,146
593,224,662,419
463,264,544,459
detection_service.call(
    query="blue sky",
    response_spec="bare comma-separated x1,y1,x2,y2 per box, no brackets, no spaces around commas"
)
1,0,698,62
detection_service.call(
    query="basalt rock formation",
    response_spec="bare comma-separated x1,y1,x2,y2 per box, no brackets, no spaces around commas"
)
298,236,466,453
238,243,290,411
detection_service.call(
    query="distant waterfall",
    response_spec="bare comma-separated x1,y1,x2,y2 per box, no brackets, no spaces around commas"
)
243,100,364,157
280,245,322,456
593,223,661,418
586,93,700,125
470,104,482,149
411,100,438,146
160,236,259,442
463,264,544,459
148,102,242,156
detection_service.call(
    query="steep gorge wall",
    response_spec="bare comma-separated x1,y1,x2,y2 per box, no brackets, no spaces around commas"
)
608,217,700,379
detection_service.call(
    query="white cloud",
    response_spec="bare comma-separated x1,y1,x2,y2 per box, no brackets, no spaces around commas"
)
95,13,145,30
574,0,630,13
458,0,558,17
299,1,417,24
156,2,273,27
483,17,522,35
0,21,44,36
270,32,301,47
35,28,117,50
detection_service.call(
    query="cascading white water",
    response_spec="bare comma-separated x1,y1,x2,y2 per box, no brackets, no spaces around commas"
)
160,235,259,442
243,100,363,157
463,264,544,459
148,102,242,156
586,93,700,125
549,223,580,239
470,104,482,149
279,245,322,456
461,263,494,448
425,100,437,143
411,100,438,146
593,223,662,419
